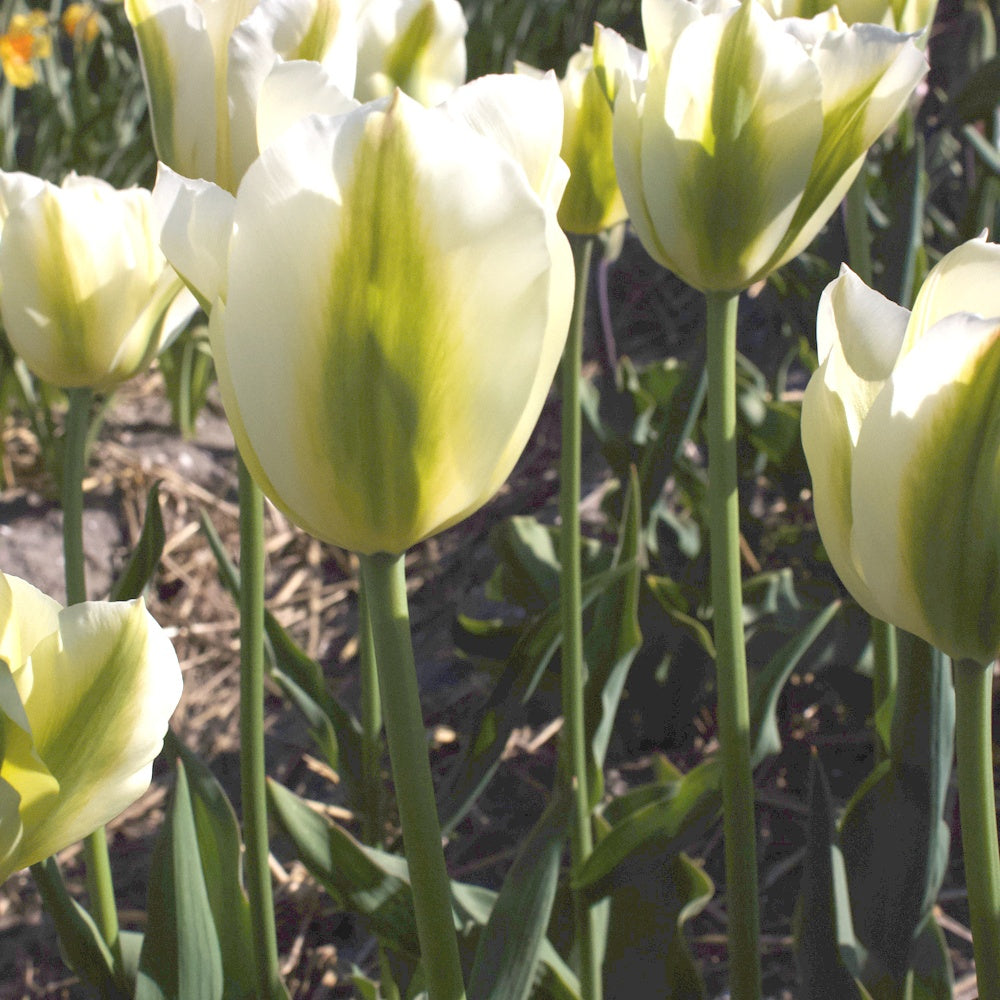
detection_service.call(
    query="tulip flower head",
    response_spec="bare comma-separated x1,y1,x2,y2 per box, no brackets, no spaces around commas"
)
519,38,628,235
154,75,574,555
0,11,52,89
801,235,1000,665
126,0,359,191
0,172,196,391
765,0,938,34
0,571,182,882
601,0,927,293
354,0,466,105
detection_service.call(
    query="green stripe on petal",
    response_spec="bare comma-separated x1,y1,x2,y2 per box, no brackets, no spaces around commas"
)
11,599,179,870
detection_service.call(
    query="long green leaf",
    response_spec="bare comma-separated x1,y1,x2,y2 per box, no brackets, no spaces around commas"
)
137,762,224,1000
467,789,570,1000
109,482,165,602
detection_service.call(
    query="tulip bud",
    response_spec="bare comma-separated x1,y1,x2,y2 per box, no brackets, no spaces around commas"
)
801,236,1000,665
0,571,182,882
0,172,196,391
602,0,926,293
518,37,627,235
154,75,574,556
355,0,466,106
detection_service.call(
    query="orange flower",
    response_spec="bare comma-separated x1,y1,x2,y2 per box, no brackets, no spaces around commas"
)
61,3,100,44
0,11,52,88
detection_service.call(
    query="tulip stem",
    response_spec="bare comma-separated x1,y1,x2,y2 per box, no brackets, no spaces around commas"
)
62,386,122,969
952,658,1000,1000
561,234,603,1000
704,291,762,1000
359,581,384,846
236,456,286,1000
358,552,466,1000
845,170,873,287
871,618,899,759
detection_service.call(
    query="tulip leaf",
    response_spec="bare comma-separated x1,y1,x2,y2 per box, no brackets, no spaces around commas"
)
794,753,866,999
437,559,636,836
486,516,562,611
603,848,712,1000
137,761,224,1000
839,636,954,985
162,731,259,999
267,779,580,1000
576,758,722,904
109,482,165,602
29,857,123,996
199,511,363,792
748,599,843,767
949,54,1000,124
467,786,570,1000
583,465,643,803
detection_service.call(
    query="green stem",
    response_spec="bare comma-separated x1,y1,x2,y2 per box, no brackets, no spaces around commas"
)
237,456,285,999
359,581,384,846
358,552,466,1000
561,235,602,1000
62,387,121,966
871,618,899,761
952,658,1000,1000
845,169,873,287
704,291,761,1000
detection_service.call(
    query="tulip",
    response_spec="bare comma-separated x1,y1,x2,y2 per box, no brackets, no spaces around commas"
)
801,235,1000,666
125,0,359,191
0,172,196,391
765,0,937,33
518,40,627,236
154,74,573,556
0,571,182,882
355,0,466,105
601,0,926,293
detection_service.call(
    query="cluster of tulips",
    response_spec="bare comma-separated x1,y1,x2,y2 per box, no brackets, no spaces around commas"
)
0,0,998,996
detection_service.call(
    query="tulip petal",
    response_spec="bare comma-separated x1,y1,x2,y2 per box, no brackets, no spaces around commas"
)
0,776,24,878
635,0,825,290
0,572,61,678
7,599,181,871
214,93,570,554
256,60,359,154
801,266,909,622
903,234,1000,355
772,22,925,269
441,73,569,210
153,163,236,309
851,316,1000,664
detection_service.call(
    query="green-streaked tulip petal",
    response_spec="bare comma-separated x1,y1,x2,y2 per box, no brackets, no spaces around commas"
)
851,316,1000,664
126,0,244,185
355,0,466,106
800,266,909,621
256,60,359,154
211,88,571,554
771,21,926,270
0,776,24,876
641,0,700,71
639,0,824,290
229,0,358,182
0,658,58,875
0,573,61,677
441,73,568,210
0,175,196,390
551,47,628,234
903,234,1000,355
7,599,181,871
153,163,236,310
